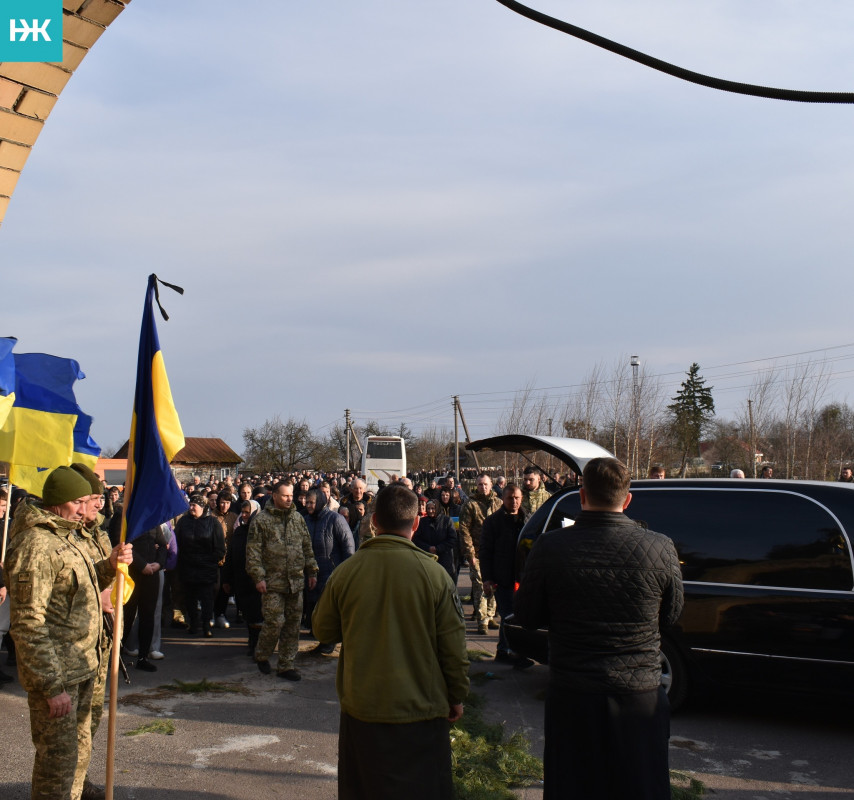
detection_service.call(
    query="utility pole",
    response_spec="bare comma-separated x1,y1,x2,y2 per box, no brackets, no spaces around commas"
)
631,355,640,477
453,396,460,480
345,409,351,472
456,397,481,471
748,398,756,478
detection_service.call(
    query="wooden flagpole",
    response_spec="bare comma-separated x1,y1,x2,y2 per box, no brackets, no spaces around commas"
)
1,481,12,563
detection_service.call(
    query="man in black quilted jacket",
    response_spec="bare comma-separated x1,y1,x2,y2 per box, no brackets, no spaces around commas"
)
514,457,683,800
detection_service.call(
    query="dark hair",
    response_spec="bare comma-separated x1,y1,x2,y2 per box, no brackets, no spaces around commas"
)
239,500,252,512
503,481,523,497
373,484,418,534
582,458,631,507
523,466,541,476
272,481,292,494
647,466,666,478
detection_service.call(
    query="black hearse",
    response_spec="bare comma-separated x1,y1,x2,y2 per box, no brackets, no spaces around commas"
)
467,435,854,708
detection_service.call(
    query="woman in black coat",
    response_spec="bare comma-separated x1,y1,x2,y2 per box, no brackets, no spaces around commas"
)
412,500,458,579
174,495,225,636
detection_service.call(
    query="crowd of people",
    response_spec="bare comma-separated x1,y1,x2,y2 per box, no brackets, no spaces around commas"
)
0,455,703,800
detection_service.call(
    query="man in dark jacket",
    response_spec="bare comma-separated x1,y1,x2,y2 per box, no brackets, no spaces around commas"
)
479,482,529,667
514,457,683,800
304,489,354,654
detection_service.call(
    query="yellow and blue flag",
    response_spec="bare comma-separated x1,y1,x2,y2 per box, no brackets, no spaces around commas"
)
0,337,100,496
0,337,14,429
121,275,188,543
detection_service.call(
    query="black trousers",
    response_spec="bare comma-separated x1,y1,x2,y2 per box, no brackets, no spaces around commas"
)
123,570,160,657
543,685,671,800
338,712,453,800
182,581,215,633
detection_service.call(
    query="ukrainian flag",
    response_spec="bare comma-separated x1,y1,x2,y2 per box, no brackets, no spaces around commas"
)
0,337,15,429
121,275,188,543
0,340,98,495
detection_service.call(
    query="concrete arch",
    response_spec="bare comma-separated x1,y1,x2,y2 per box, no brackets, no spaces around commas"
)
0,0,131,227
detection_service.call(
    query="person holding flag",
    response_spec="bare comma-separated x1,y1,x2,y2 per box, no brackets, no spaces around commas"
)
71,462,119,800
4,466,132,800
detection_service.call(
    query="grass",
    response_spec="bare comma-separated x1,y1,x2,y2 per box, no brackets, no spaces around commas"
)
453,688,705,799
670,770,707,799
124,719,175,737
451,691,543,800
466,649,493,662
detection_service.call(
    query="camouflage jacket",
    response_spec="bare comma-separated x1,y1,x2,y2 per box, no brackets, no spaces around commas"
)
522,485,550,516
5,504,116,697
458,492,503,562
245,504,318,593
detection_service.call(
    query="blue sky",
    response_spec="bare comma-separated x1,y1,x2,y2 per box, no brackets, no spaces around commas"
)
3,0,854,455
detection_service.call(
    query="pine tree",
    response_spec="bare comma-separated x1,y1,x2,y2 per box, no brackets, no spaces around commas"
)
668,363,715,477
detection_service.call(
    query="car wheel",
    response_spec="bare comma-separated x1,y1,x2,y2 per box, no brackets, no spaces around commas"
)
660,637,688,711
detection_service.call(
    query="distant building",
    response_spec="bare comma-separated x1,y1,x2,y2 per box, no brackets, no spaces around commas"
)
110,437,242,485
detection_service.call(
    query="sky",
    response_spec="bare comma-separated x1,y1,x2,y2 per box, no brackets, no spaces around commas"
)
3,0,854,457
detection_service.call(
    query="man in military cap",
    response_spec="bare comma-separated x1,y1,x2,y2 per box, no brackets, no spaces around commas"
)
70,462,116,800
246,481,318,681
4,466,132,800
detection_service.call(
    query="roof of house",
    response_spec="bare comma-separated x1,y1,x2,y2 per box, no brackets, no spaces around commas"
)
114,437,242,465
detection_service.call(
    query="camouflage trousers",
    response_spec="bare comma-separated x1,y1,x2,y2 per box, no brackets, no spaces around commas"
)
27,677,95,800
255,590,303,672
89,641,110,737
470,563,496,624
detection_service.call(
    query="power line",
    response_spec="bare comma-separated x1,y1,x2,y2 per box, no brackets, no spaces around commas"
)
495,0,854,104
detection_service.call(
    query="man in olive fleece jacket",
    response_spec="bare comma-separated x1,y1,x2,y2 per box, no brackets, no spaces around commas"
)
313,484,469,800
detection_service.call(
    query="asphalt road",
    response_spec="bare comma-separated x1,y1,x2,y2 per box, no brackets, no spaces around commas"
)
2,587,854,799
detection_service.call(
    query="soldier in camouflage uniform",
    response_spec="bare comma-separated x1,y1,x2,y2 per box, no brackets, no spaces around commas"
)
5,466,131,800
71,463,116,800
522,466,550,516
458,474,503,635
246,482,318,681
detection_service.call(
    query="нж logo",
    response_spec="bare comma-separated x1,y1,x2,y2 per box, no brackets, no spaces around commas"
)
10,19,53,42
0,1,62,62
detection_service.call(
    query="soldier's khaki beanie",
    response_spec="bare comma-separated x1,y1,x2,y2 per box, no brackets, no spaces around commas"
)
70,462,103,495
42,466,94,506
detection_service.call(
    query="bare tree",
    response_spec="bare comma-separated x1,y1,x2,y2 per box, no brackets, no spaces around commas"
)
637,368,667,477
737,366,778,477
560,362,603,443
242,415,317,472
799,360,831,479
779,362,816,479
602,357,630,463
408,426,453,472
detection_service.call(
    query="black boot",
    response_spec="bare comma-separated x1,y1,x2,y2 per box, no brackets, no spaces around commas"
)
247,625,260,656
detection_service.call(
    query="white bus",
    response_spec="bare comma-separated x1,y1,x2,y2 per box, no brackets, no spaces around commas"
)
361,436,407,493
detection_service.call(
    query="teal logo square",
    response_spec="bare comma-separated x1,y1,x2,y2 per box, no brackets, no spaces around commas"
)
0,0,63,62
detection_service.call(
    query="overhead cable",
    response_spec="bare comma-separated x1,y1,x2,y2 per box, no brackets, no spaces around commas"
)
495,0,854,104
